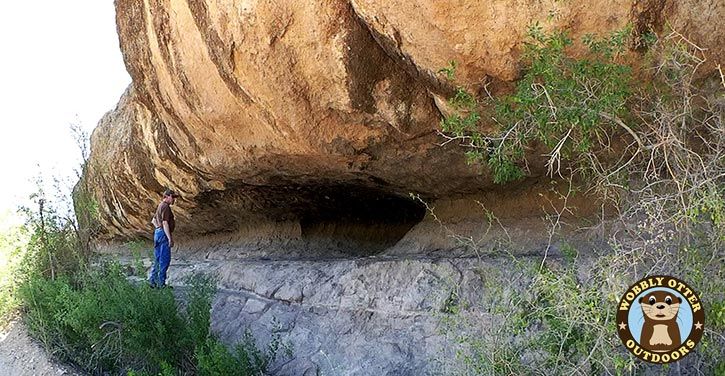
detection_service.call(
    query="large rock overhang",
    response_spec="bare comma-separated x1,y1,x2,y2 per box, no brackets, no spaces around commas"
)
82,0,723,247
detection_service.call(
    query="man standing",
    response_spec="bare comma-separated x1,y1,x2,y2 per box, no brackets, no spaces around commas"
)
150,188,179,288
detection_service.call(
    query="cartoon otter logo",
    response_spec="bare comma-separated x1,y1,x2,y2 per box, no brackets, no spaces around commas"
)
639,290,682,352
617,276,705,364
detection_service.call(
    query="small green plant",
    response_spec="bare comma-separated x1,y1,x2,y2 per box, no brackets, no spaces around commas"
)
19,262,188,373
441,289,461,315
195,328,287,376
195,338,244,376
438,60,458,81
185,273,217,348
126,240,149,278
19,255,289,375
560,242,578,264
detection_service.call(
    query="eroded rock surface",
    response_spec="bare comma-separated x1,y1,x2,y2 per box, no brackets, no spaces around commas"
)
170,256,490,376
84,0,723,240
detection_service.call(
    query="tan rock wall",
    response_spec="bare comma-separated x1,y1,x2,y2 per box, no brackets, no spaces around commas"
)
84,0,723,239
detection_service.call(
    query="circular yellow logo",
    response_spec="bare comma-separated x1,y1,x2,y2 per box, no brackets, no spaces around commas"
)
616,275,705,364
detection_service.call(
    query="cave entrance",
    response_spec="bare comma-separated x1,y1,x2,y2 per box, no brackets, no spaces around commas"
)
193,181,427,257
297,183,427,256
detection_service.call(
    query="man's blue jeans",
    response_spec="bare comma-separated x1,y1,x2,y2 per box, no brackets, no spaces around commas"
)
149,228,171,287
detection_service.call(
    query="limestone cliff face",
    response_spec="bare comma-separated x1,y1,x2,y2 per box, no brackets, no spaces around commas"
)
85,0,723,240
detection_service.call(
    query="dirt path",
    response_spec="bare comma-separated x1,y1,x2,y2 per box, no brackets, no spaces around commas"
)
0,320,81,376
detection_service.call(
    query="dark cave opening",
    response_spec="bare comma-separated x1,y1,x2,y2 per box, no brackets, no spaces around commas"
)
192,181,427,256
297,184,427,256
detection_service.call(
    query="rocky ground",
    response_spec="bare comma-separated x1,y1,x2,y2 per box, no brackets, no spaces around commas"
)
109,208,577,375
0,210,567,376
140,256,481,375
144,237,549,376
0,252,525,376
0,320,81,376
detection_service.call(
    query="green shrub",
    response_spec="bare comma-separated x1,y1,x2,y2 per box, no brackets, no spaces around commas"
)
196,328,288,376
126,240,151,278
185,274,217,348
440,24,633,184
196,338,243,376
19,259,289,374
440,243,723,375
20,195,87,282
19,262,187,373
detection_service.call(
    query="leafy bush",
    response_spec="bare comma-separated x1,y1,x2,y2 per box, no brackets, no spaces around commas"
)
195,338,243,376
441,24,633,184
20,263,188,373
440,26,724,238
20,194,88,282
20,262,288,375
185,274,217,349
178,274,289,374
195,334,277,376
196,315,290,376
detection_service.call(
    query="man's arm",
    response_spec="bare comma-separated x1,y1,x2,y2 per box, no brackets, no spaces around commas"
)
163,221,174,248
